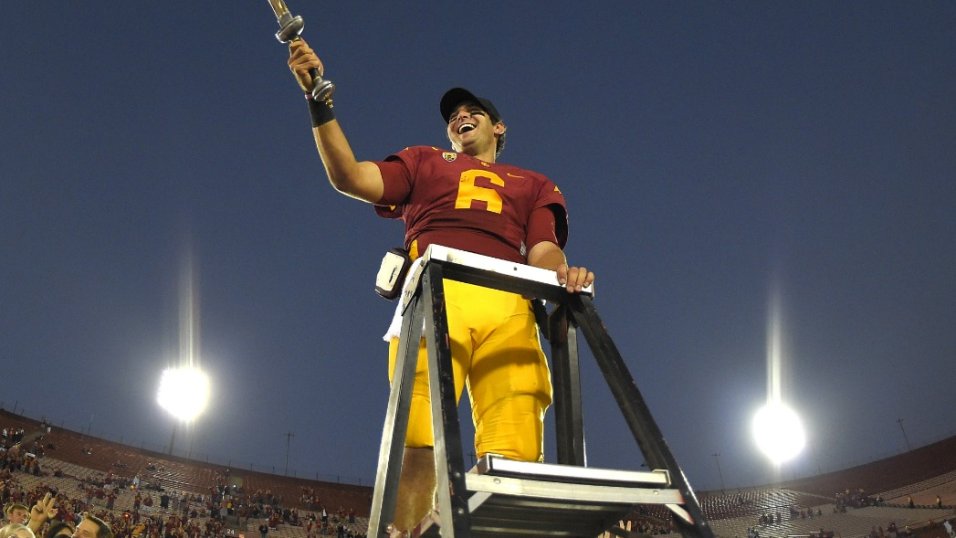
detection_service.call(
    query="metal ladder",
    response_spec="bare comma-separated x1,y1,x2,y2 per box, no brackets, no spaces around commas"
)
366,245,715,538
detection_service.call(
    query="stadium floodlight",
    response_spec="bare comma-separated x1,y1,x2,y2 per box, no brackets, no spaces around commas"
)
157,366,210,423
752,284,806,464
752,400,806,464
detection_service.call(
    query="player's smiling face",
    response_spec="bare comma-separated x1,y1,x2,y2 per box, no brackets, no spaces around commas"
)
446,102,503,157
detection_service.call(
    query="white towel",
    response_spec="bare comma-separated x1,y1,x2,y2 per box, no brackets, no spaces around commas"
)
382,257,428,341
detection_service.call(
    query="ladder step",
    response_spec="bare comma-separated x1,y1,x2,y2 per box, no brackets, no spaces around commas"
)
405,457,686,537
468,494,631,537
411,505,622,538
466,473,683,506
475,455,670,487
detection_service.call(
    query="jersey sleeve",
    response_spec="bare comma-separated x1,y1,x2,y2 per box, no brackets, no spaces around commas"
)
526,205,559,249
373,147,420,218
534,179,568,248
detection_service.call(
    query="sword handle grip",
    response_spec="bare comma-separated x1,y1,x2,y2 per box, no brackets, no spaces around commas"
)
307,66,335,104
274,12,336,103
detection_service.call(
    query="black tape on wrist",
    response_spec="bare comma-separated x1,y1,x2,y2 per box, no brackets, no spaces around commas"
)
307,97,335,127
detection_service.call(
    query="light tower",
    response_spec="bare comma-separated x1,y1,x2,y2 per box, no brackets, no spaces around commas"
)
752,286,806,466
157,246,211,455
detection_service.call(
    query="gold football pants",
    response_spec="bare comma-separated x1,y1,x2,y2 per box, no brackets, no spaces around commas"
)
388,279,553,462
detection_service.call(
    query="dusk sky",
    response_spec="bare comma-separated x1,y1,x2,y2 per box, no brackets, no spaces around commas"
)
2,2,954,493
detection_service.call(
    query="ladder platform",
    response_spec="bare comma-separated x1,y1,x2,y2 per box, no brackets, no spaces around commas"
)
403,456,684,538
401,244,594,309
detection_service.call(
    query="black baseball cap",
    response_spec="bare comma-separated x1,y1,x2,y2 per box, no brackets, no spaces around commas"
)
440,87,502,124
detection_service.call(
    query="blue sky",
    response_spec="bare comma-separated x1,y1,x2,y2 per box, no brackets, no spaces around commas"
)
2,2,954,491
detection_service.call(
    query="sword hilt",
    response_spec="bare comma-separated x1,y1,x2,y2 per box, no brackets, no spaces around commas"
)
270,3,336,104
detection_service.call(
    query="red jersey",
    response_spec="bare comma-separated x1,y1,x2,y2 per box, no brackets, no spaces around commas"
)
374,146,568,263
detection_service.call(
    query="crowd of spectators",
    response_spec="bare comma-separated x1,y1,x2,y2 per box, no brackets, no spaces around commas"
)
198,480,359,537
867,521,916,538
598,517,677,538
835,487,883,511
749,513,836,538
628,518,674,536
2,423,365,538
750,504,825,529
2,428,46,479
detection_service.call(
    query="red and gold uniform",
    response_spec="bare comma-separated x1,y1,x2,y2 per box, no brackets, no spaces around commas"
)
374,145,568,462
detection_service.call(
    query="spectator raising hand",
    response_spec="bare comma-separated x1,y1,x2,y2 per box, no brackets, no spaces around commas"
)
28,492,57,534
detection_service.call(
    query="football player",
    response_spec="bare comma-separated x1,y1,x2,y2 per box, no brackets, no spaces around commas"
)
288,38,595,534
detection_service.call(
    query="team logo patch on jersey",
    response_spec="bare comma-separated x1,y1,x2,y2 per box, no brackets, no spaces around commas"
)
442,152,458,162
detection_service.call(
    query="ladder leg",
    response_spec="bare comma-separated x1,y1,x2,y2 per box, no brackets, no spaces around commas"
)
421,265,472,538
368,295,426,537
548,304,587,467
568,294,715,538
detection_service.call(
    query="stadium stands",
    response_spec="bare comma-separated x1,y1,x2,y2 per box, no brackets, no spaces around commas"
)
781,435,956,502
1,409,370,537
3,408,954,538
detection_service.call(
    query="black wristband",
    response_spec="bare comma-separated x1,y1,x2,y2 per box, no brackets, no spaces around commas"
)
307,96,335,127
